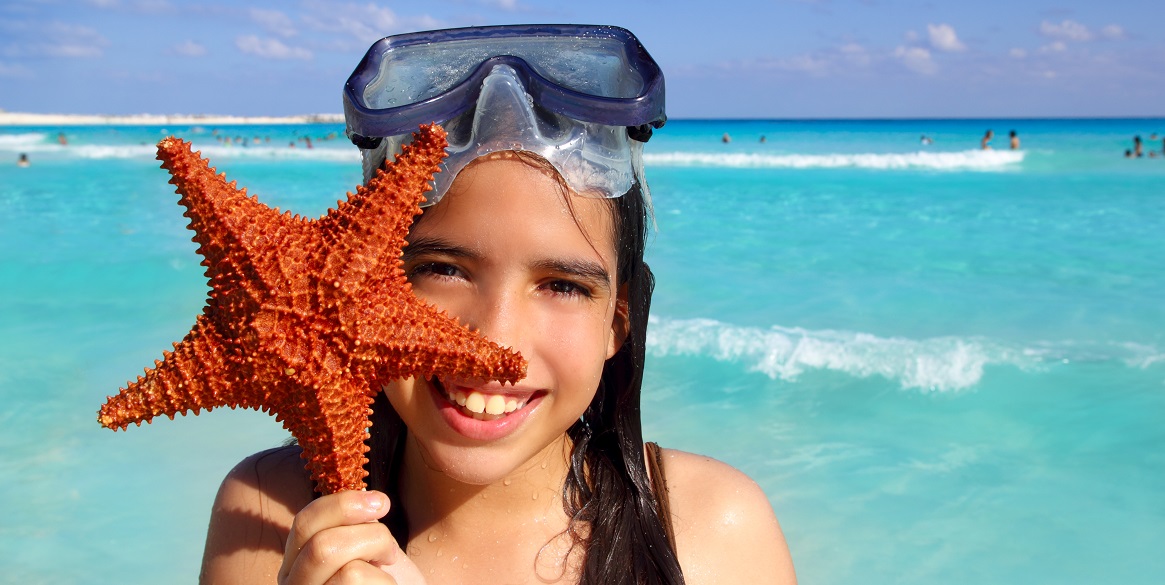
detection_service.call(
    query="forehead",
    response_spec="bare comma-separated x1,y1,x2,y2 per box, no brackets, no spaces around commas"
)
411,156,617,264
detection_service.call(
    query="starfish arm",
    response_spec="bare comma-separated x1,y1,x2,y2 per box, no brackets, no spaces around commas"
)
98,315,251,430
350,298,527,387
273,378,377,495
156,137,308,322
318,124,447,296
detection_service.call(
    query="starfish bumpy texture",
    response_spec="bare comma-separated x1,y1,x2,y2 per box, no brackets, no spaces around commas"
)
98,124,527,494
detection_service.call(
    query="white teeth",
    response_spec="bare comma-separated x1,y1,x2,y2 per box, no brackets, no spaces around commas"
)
485,394,506,415
464,392,486,414
447,387,528,418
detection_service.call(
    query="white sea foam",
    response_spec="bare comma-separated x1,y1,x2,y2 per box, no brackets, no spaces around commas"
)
644,149,1024,171
0,133,47,148
193,145,359,162
646,317,1035,392
0,139,360,162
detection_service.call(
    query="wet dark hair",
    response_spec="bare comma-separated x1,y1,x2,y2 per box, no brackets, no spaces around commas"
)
363,179,685,584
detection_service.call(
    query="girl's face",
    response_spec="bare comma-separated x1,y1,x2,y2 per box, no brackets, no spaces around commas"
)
384,154,627,485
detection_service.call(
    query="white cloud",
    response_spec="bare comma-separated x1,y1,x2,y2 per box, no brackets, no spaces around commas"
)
1039,19,1093,42
894,46,937,75
31,22,110,58
1039,41,1068,54
132,0,172,13
927,23,965,52
839,43,872,67
1009,48,1027,59
235,35,311,60
0,60,31,77
251,8,297,38
1100,24,1125,40
172,40,206,57
300,2,440,45
904,30,920,42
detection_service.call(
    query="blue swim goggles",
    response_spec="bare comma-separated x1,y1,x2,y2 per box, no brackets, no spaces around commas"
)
343,24,666,205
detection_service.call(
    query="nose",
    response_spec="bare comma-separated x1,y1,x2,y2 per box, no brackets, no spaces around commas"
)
459,283,525,356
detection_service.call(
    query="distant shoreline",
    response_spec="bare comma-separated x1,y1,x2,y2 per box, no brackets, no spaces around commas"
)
0,112,345,126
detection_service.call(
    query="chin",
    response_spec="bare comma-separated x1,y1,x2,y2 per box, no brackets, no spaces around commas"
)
413,433,571,486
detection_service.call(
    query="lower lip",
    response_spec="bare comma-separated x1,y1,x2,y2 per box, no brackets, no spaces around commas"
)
429,382,540,442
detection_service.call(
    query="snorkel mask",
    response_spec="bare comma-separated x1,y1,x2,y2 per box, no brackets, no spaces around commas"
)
343,24,666,206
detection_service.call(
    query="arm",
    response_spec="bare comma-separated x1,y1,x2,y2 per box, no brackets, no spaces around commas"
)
660,449,797,585
199,447,424,585
200,446,312,583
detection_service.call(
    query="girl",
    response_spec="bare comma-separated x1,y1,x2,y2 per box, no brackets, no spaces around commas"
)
199,25,795,585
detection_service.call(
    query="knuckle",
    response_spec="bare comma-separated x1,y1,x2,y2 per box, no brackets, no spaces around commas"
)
303,533,345,567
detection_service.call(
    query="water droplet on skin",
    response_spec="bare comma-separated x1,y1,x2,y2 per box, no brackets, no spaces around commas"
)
436,548,444,558
503,478,512,486
463,563,470,569
532,492,539,500
428,532,438,543
541,461,548,469
429,568,436,575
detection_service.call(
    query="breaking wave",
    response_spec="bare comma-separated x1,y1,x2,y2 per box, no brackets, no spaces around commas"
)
645,317,1161,392
644,149,1024,171
0,135,358,162
0,133,47,148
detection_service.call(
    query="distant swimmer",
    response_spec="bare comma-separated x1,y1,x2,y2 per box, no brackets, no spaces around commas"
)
920,135,933,145
1124,149,1133,158
1133,135,1143,158
1009,130,1020,150
57,132,67,146
759,135,766,143
17,153,30,167
980,129,993,150
722,132,731,144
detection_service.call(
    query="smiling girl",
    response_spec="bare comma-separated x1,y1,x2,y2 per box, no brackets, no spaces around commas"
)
199,25,795,585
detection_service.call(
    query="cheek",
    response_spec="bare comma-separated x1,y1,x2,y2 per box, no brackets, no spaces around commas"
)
381,378,423,422
537,305,615,393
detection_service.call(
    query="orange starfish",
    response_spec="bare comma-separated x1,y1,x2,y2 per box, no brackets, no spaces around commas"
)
98,124,526,494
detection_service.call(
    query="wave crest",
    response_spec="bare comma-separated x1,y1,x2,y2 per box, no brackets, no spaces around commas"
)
644,149,1024,171
646,317,1032,392
0,133,47,147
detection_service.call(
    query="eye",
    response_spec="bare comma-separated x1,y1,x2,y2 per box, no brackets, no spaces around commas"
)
409,261,463,281
543,278,593,299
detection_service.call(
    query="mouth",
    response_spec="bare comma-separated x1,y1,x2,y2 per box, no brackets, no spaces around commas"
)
431,378,541,422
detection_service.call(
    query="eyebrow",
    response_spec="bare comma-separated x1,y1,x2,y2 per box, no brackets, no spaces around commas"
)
401,236,476,263
403,236,613,294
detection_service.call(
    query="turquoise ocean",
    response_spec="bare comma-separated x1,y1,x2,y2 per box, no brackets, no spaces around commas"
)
1,119,1162,584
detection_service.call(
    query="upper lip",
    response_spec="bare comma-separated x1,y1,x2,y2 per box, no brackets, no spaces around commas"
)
434,377,543,401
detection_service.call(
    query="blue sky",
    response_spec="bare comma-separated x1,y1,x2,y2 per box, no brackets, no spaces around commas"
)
2,0,1162,118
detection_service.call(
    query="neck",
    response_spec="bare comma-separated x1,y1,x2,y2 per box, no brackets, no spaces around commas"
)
398,433,576,544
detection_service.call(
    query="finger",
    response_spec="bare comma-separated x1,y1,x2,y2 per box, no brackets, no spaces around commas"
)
280,491,389,583
324,560,398,585
287,521,402,585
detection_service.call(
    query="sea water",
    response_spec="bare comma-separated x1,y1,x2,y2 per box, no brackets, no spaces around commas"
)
1,119,1162,584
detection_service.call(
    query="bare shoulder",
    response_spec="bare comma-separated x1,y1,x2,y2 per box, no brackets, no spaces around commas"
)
199,445,314,584
655,448,797,585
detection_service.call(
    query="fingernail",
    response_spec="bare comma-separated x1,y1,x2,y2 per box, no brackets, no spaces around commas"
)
364,491,388,512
